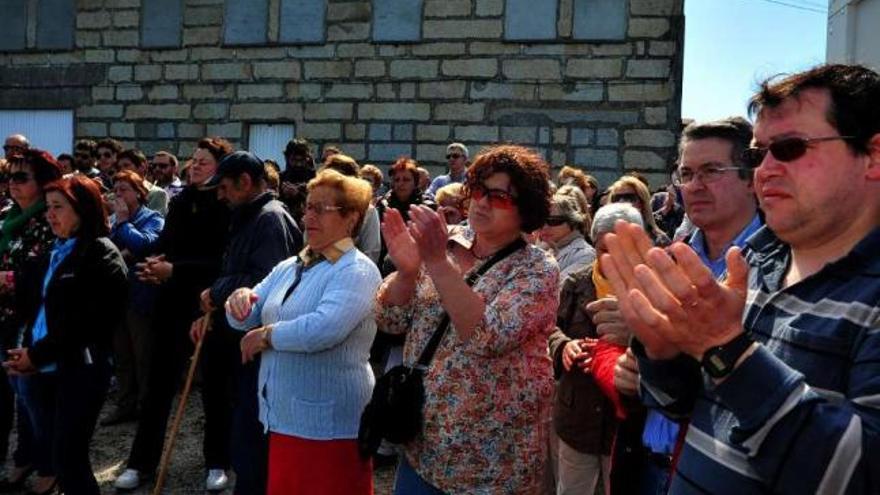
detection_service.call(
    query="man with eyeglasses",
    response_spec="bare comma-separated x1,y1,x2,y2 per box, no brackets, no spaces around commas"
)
427,142,469,197
2,134,29,160
674,117,763,276
610,116,764,494
604,64,880,494
150,151,184,199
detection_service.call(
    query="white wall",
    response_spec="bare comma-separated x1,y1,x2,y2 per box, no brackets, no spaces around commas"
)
827,0,880,70
0,110,74,159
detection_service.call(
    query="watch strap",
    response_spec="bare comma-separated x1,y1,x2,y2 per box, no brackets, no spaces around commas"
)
702,333,754,378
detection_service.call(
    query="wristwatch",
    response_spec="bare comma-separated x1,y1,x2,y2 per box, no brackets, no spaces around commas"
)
701,333,754,379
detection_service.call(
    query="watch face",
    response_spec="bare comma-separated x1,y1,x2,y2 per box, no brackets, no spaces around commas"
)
705,353,730,378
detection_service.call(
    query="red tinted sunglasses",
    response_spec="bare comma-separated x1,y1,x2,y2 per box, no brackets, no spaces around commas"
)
469,184,517,210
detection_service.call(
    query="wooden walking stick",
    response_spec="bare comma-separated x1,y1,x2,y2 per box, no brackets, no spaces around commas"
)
152,312,212,495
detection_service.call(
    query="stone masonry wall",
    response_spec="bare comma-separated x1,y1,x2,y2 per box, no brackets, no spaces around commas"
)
0,0,684,186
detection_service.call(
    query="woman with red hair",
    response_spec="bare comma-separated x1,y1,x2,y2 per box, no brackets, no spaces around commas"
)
375,157,436,274
4,175,127,494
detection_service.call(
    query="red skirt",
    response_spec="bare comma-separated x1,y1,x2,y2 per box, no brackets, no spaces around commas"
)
268,433,373,495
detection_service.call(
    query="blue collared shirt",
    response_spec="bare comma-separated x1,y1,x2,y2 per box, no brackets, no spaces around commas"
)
690,213,763,278
30,237,78,373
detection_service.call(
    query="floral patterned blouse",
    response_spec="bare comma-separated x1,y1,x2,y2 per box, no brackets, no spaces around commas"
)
376,227,559,494
0,213,55,346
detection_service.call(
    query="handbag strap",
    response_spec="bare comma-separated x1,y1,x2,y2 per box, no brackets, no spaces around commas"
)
414,237,527,369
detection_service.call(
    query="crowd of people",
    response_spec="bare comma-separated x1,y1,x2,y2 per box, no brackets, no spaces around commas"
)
0,62,875,495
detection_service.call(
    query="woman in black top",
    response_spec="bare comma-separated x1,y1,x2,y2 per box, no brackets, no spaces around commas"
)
115,137,233,492
5,175,128,495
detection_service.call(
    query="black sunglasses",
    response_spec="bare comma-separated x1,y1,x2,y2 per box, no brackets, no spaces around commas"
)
9,172,32,184
545,216,567,227
446,153,462,160
611,193,640,204
741,135,854,168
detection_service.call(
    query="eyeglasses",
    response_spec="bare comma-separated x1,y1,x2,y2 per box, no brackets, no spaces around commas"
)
304,202,343,215
741,135,855,168
99,151,114,159
469,184,517,210
610,193,640,205
9,172,33,184
2,145,23,152
672,165,745,186
446,153,462,160
545,216,567,227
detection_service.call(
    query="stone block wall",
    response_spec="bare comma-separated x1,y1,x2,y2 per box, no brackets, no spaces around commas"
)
0,0,684,186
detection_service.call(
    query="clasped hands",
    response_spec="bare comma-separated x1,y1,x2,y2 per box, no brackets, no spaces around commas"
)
600,221,749,362
136,254,173,285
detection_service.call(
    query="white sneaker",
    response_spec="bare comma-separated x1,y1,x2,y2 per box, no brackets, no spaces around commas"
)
114,468,142,490
206,469,229,491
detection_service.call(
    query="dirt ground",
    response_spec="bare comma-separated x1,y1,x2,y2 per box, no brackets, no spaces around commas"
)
5,386,396,494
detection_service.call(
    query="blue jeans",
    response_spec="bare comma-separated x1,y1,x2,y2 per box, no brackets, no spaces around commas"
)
5,373,34,469
393,456,447,495
11,373,57,476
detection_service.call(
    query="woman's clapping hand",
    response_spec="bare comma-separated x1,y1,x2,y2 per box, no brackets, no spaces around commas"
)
380,208,422,278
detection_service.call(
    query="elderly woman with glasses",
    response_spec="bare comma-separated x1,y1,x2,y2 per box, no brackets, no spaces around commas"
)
540,193,596,284
225,169,381,494
377,145,559,494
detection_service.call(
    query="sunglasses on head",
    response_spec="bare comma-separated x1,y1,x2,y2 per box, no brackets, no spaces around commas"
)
469,184,517,210
545,216,567,227
611,193,640,204
446,153,462,160
741,135,854,168
9,172,32,184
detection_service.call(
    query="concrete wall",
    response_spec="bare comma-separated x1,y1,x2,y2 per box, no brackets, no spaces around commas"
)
827,0,880,70
0,0,685,186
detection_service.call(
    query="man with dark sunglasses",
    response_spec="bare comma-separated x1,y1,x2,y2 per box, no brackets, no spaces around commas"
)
2,134,29,160
96,138,123,187
604,64,880,494
427,142,469,196
150,151,184,199
72,139,106,189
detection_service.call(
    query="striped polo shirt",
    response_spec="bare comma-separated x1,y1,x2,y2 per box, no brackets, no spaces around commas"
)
636,225,880,494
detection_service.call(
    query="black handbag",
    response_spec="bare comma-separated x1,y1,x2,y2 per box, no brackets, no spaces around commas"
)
358,238,526,458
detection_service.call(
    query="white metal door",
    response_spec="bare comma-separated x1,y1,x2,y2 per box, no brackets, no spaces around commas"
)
248,124,295,170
